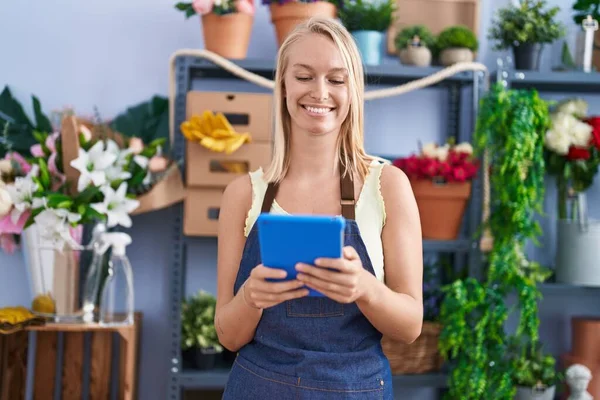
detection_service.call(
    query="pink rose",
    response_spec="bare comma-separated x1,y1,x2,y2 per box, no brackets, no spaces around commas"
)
30,144,44,157
235,0,255,15
192,0,214,15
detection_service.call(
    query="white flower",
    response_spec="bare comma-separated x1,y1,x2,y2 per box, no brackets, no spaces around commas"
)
70,141,118,192
421,143,437,158
435,144,450,161
34,208,79,251
545,112,593,154
556,99,588,119
545,128,571,155
454,142,473,155
90,182,139,228
133,155,149,169
103,139,133,183
6,175,39,223
570,118,594,147
0,187,12,217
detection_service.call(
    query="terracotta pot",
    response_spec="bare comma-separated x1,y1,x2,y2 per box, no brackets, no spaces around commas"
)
201,12,254,59
269,2,337,47
410,180,471,240
571,317,600,362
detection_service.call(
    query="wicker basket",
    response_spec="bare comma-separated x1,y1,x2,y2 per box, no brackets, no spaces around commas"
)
381,322,444,374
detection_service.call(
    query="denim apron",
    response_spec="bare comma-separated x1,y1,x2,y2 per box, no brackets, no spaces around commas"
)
223,166,393,399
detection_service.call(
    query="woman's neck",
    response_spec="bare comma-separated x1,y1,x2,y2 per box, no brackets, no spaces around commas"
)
286,128,340,180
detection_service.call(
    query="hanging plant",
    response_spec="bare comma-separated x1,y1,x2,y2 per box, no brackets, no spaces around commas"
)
438,83,554,399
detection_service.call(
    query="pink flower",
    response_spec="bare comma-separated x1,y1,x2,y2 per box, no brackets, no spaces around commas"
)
5,152,31,175
30,144,44,157
128,137,144,155
0,211,30,235
46,132,59,153
235,0,255,15
0,234,17,254
193,0,214,15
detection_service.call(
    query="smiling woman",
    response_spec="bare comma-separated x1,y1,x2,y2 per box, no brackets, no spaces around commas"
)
214,16,424,400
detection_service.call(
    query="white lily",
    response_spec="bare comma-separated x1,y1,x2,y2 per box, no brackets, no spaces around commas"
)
6,175,39,223
33,208,80,251
91,182,139,228
70,141,118,192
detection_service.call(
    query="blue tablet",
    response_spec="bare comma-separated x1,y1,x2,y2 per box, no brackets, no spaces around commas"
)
256,213,346,297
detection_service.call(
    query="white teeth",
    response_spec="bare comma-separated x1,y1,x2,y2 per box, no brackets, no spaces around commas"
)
305,106,331,114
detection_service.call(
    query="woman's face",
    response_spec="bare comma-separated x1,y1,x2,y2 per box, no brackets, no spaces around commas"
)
283,33,351,137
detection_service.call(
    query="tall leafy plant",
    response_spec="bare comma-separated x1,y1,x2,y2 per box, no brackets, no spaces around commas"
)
438,83,553,399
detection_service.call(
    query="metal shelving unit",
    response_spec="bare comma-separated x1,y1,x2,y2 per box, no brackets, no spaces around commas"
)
167,54,487,400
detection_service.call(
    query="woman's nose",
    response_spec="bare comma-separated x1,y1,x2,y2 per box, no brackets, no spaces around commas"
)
310,80,329,101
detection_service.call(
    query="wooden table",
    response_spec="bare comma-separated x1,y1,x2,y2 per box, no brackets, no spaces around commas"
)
0,313,142,400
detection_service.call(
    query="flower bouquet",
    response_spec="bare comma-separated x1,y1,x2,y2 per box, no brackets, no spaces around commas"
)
392,141,479,240
175,0,254,59
544,98,600,286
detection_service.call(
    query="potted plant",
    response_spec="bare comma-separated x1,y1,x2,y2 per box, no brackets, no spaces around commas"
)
394,25,436,67
438,83,553,399
181,290,223,370
337,0,395,65
175,0,255,59
392,139,479,240
488,0,565,70
508,338,562,400
263,0,339,47
543,98,600,286
435,25,479,66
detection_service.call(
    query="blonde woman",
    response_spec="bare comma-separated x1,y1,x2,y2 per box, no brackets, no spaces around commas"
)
215,17,423,399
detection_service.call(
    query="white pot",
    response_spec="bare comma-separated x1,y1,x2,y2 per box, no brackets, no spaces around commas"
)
398,46,432,67
514,385,555,400
555,218,600,287
439,48,474,66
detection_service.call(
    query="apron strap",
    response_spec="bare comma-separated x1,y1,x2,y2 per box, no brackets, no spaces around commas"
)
260,161,356,220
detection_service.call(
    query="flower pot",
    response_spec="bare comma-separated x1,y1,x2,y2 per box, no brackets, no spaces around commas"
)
512,43,544,70
381,322,443,374
194,347,220,370
398,46,432,67
201,12,254,59
269,2,337,47
410,180,471,240
514,385,555,400
352,30,385,65
555,218,600,287
439,48,474,66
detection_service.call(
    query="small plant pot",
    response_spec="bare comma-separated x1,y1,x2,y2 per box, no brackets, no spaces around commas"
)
439,48,474,66
181,348,197,369
194,347,220,370
352,30,385,65
269,2,337,47
201,12,254,59
398,46,432,67
514,385,555,400
512,42,544,70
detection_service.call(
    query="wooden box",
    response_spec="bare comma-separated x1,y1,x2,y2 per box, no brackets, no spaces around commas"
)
0,313,142,400
184,187,225,237
386,0,480,54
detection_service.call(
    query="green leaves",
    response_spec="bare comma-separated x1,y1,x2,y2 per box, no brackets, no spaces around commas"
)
338,0,395,32
572,0,600,24
180,290,223,351
488,0,566,50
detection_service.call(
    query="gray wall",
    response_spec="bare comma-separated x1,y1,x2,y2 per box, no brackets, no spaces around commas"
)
1,0,599,399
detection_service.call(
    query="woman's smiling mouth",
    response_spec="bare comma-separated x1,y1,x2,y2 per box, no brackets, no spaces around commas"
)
301,105,335,116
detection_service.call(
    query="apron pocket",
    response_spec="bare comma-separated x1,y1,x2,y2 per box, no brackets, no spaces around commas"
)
296,376,385,400
286,297,344,317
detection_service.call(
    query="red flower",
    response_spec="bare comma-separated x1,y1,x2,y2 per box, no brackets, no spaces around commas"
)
567,146,590,160
585,117,600,150
392,148,480,183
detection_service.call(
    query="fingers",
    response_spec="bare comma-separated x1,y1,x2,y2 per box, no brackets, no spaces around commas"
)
252,278,306,294
247,286,309,308
252,264,288,280
295,263,355,288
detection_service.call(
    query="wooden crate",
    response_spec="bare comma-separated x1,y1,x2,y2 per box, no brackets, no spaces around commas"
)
0,313,142,400
386,0,480,54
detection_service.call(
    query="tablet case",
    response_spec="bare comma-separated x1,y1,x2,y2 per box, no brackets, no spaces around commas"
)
256,213,346,297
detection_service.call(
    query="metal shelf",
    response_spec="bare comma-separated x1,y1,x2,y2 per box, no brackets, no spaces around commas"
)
178,369,448,390
185,56,475,87
497,69,600,93
540,282,600,295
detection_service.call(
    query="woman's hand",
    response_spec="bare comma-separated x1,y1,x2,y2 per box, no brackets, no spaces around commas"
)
243,265,310,309
295,246,372,304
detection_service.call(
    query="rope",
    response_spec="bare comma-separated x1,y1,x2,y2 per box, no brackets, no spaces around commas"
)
167,48,492,249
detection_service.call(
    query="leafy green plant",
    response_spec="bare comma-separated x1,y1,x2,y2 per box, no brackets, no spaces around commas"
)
394,25,436,51
508,337,562,389
438,83,553,400
573,0,600,24
181,290,223,352
338,0,395,32
488,0,565,50
435,25,479,52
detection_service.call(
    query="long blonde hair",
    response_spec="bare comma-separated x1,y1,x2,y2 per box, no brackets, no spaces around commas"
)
263,17,375,184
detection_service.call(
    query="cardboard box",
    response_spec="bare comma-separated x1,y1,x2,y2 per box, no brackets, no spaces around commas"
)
386,0,480,54
184,187,224,237
186,90,273,143
186,141,272,187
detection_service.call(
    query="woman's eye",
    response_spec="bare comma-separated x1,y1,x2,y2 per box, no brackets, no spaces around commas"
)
330,79,345,85
296,76,311,81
